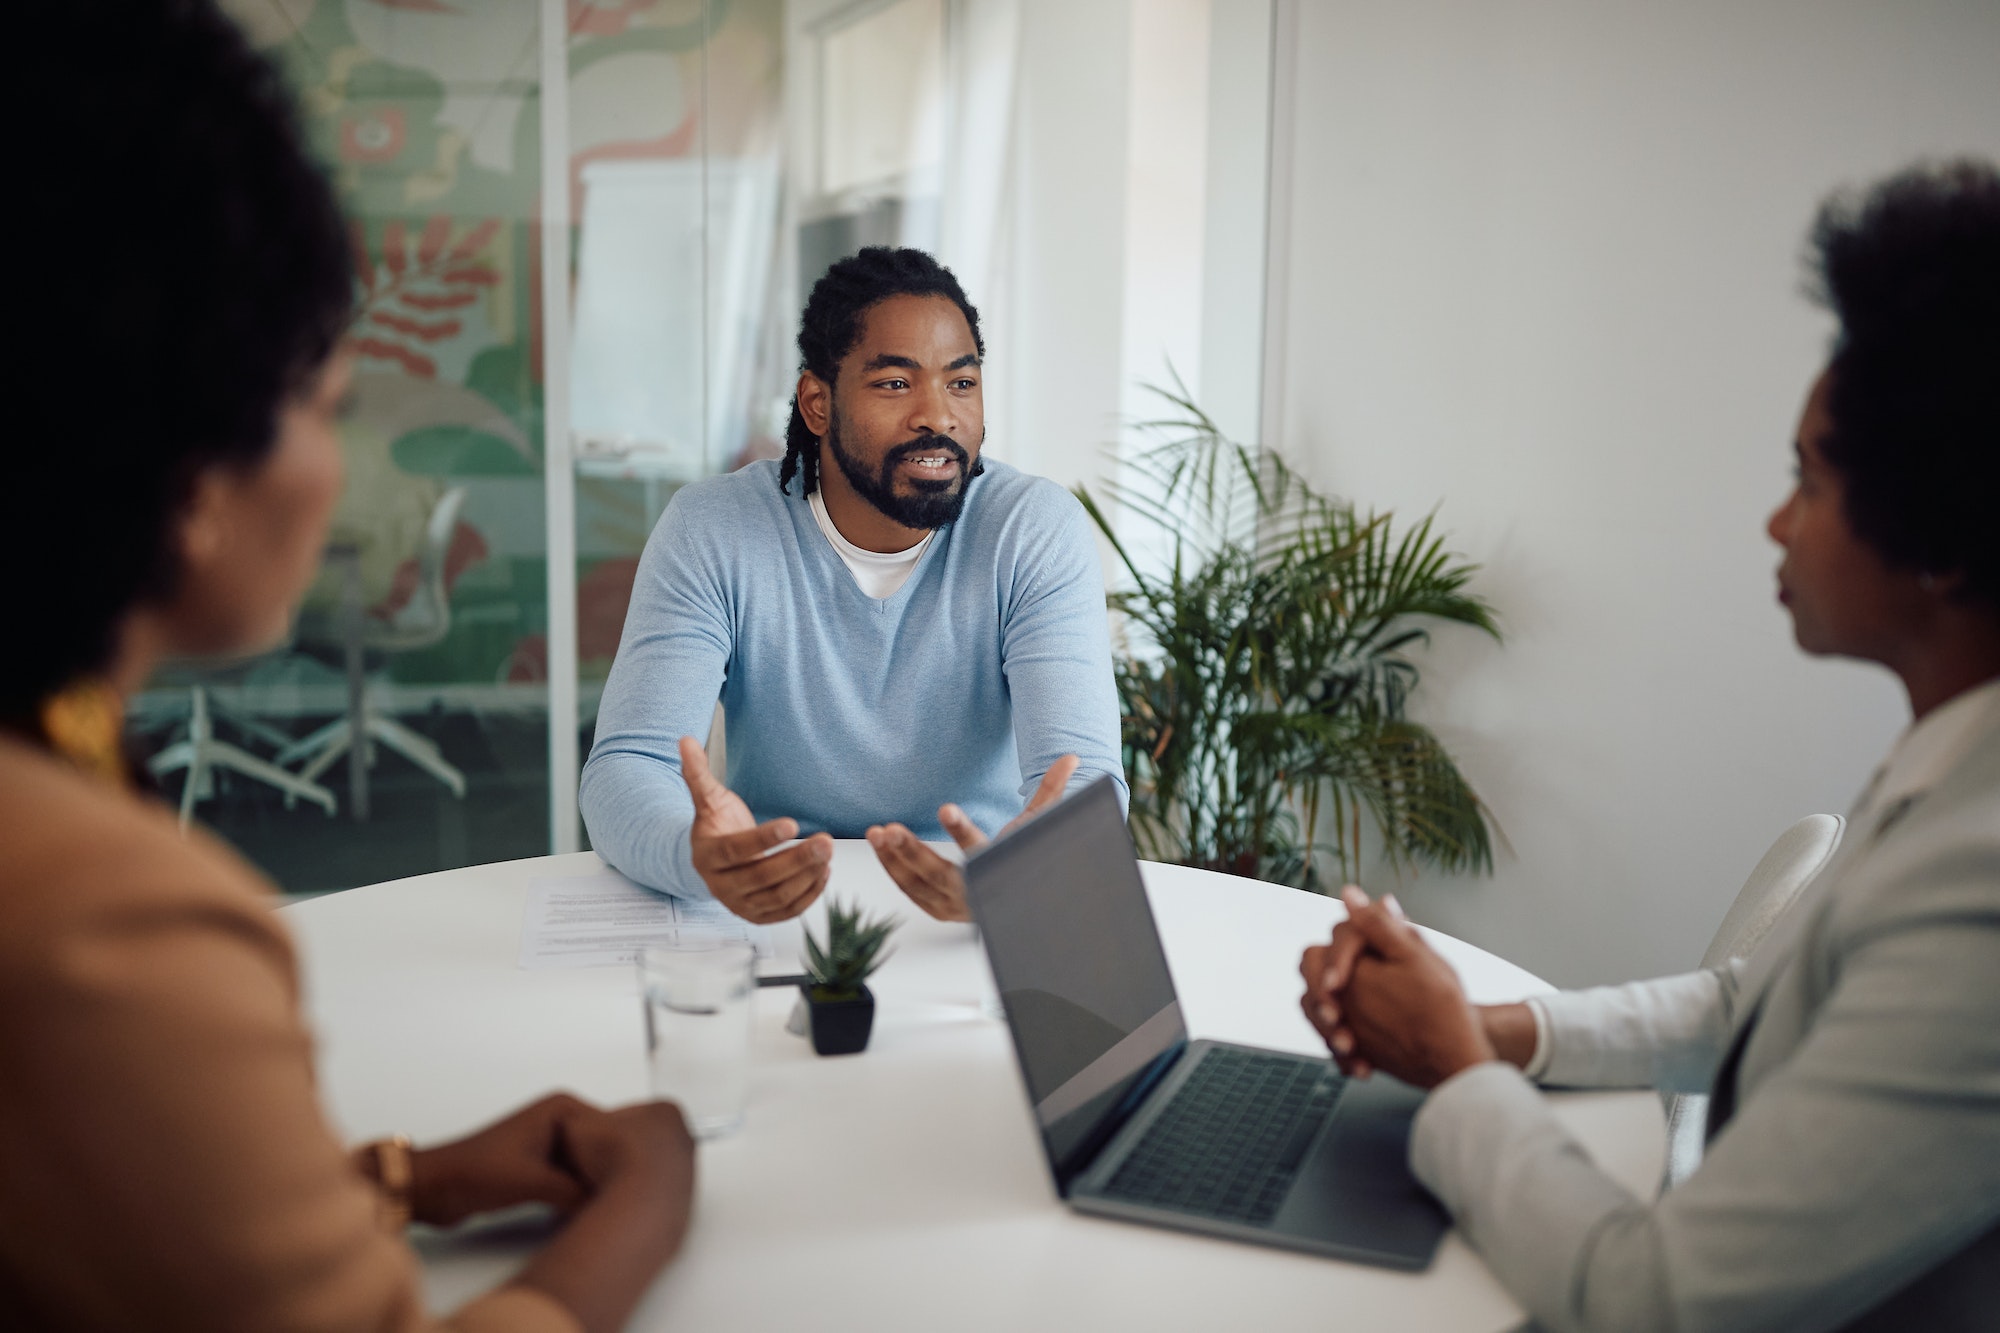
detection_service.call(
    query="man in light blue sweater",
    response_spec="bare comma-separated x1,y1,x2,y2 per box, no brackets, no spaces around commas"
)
581,247,1126,923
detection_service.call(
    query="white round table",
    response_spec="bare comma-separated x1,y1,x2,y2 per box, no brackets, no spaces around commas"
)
285,845,1663,1332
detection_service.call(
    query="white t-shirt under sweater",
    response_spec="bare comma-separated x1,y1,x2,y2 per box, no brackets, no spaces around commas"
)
808,489,932,599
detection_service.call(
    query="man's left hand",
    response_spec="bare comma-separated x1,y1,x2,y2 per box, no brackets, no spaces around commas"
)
867,755,1081,921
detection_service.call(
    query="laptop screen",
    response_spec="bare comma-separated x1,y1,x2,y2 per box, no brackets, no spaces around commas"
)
965,778,1186,1188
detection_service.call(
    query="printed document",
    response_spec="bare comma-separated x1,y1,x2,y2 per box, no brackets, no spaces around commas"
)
518,866,778,970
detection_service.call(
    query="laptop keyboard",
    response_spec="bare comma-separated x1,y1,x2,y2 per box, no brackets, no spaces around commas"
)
1099,1048,1344,1226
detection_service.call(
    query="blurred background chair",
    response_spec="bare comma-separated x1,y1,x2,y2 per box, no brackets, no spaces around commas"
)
146,662,339,828
1663,812,1845,1186
277,487,470,807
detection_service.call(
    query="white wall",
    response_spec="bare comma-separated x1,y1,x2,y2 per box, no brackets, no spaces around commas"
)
999,0,1131,494
1199,0,1275,447
1000,0,1274,494
1120,0,1212,424
1273,0,2000,986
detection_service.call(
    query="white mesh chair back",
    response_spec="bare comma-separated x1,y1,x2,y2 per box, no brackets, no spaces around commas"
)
373,485,466,647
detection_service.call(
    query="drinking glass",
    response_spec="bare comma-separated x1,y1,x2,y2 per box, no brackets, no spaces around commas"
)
638,939,754,1139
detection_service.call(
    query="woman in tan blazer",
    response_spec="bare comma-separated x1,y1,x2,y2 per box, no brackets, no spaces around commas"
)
1,5,694,1330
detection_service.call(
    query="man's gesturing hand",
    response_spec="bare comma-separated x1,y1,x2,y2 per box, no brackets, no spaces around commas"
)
867,755,1082,922
679,735,832,924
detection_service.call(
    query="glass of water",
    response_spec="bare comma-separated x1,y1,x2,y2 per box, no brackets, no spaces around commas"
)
638,939,754,1139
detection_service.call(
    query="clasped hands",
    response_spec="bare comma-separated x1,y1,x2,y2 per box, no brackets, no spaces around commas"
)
1297,885,1507,1090
388,1091,694,1234
676,736,1079,924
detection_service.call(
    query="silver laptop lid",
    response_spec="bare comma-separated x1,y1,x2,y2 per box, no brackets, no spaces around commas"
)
964,778,1187,1191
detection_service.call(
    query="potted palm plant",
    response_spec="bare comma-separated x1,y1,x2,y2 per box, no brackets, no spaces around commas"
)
800,899,898,1056
1074,380,1501,889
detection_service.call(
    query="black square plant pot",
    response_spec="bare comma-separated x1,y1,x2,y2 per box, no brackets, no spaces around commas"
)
803,984,875,1056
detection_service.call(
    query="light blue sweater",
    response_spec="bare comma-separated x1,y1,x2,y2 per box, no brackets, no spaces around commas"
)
580,457,1128,899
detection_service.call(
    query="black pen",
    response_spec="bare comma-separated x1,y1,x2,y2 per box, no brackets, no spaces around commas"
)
755,973,813,988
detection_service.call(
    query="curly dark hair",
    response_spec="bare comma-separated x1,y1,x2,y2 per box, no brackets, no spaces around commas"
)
1809,159,2000,609
780,247,984,496
3,0,354,728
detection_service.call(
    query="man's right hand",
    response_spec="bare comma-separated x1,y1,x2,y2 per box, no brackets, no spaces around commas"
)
678,736,833,923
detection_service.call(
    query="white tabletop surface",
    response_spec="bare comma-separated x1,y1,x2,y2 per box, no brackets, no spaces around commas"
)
285,845,1663,1332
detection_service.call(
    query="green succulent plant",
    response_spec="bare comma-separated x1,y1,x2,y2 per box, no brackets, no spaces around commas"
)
1074,378,1502,890
803,899,899,1001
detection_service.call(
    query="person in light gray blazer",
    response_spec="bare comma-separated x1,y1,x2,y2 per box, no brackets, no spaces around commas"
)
1299,159,2000,1333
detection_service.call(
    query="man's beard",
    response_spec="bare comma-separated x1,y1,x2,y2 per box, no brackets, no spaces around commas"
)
825,409,985,530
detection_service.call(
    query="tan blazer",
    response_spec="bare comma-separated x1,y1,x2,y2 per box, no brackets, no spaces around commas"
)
0,735,578,1332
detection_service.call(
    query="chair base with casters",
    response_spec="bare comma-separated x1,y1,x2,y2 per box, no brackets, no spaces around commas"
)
149,684,339,828
281,486,473,812
276,705,467,803
1663,811,1845,1187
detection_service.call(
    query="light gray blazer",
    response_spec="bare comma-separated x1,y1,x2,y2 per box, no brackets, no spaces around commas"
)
1410,686,2000,1333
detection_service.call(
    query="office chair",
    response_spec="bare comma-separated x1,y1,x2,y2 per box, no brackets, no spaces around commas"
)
147,671,339,828
276,487,471,802
1663,812,1845,1185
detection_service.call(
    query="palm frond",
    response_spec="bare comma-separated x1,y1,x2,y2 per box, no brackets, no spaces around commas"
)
1079,382,1501,889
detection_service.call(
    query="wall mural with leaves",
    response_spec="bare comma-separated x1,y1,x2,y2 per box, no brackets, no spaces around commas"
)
232,0,782,687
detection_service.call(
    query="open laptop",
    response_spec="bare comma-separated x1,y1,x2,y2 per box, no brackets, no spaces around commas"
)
963,777,1450,1270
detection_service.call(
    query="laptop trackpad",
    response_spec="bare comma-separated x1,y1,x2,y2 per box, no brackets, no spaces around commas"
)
1274,1074,1450,1266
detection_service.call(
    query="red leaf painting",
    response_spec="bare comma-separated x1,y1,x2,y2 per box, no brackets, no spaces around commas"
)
398,290,479,311
381,220,408,281
416,214,452,265
448,218,500,261
349,216,503,377
351,335,436,378
369,310,463,341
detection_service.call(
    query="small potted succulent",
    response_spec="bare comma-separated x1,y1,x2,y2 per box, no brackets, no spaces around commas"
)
800,899,898,1056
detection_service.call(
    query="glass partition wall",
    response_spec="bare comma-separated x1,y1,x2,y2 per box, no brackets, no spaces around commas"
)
134,0,574,892
148,0,1275,896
